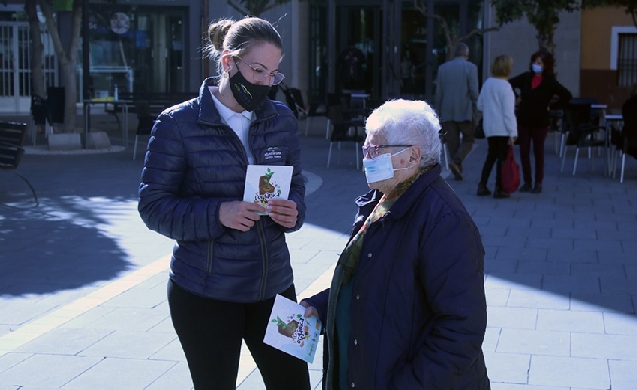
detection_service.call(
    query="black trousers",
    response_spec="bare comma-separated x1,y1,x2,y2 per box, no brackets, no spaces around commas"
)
480,136,509,189
167,279,311,390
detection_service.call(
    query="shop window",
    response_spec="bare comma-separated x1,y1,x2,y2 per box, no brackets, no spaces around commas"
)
617,33,637,87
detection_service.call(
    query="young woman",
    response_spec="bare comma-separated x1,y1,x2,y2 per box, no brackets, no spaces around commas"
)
477,55,517,198
138,17,310,390
509,49,572,193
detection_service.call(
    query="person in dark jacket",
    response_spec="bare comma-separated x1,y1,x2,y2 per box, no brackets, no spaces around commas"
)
509,49,572,194
138,17,310,390
301,99,490,390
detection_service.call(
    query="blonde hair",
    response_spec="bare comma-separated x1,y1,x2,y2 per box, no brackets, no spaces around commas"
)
491,55,513,78
205,17,283,76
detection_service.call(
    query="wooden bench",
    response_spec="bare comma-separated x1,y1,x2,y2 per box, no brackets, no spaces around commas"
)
0,121,38,205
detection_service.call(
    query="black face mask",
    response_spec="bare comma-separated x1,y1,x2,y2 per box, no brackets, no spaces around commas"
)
229,69,271,111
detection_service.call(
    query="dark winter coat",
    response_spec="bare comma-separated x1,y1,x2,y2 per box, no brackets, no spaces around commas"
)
509,71,572,129
138,77,305,303
304,165,490,389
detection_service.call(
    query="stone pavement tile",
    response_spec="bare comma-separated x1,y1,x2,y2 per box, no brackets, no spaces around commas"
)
485,274,542,291
481,235,528,248
570,293,635,314
495,247,547,262
497,328,570,356
483,351,530,384
536,309,604,333
571,263,626,278
617,221,637,231
553,210,597,221
596,228,637,240
61,357,177,390
79,330,176,359
626,264,637,280
148,338,186,361
100,283,167,309
526,237,574,250
0,352,31,374
14,327,113,355
513,209,556,220
0,354,103,388
487,307,537,329
603,312,637,335
528,355,610,388
485,288,510,306
542,275,601,294
516,260,570,275
572,333,637,359
546,248,598,263
530,218,574,229
506,226,552,238
609,359,637,390
0,298,60,326
574,238,624,252
491,384,568,390
507,289,570,310
574,219,617,230
621,239,637,253
482,327,500,352
551,228,597,240
58,306,117,329
597,250,637,264
483,246,498,259
595,211,637,223
145,362,193,390
600,276,637,294
75,306,170,332
487,216,531,228
147,316,174,333
478,224,508,237
484,259,517,275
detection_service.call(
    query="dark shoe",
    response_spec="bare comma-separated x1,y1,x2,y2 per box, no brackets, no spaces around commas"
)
493,189,511,199
477,184,492,196
449,162,463,180
532,184,543,194
519,183,532,193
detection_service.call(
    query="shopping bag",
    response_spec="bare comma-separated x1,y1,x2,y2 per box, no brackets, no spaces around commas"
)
501,145,520,193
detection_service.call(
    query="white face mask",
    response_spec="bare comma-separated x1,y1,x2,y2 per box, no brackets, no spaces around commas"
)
531,64,543,74
362,148,410,184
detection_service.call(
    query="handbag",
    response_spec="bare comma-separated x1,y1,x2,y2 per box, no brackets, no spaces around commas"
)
501,145,520,193
474,118,485,139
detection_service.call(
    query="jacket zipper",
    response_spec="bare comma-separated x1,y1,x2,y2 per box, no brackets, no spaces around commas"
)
257,220,268,300
206,239,214,274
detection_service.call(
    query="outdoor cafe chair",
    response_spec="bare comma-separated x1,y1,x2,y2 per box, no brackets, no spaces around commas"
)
560,103,607,175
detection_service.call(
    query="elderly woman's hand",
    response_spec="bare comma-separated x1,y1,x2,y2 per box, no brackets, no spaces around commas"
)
267,199,298,228
300,300,319,318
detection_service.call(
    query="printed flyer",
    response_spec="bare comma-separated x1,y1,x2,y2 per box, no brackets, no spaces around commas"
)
263,294,322,363
242,165,293,215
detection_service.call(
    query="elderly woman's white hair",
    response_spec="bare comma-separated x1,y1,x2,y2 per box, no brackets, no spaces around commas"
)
365,99,442,167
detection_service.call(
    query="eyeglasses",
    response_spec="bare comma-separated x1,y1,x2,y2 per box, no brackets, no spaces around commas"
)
234,57,285,85
362,144,412,159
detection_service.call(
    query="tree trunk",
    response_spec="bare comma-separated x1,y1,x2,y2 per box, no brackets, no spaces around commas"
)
61,62,77,132
26,0,46,100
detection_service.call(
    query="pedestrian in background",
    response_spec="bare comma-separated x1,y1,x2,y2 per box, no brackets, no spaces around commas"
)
137,16,310,390
435,42,479,181
477,55,517,198
302,99,490,390
509,49,572,194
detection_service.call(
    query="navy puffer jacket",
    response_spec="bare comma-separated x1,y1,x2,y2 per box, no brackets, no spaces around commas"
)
138,78,305,302
304,165,489,389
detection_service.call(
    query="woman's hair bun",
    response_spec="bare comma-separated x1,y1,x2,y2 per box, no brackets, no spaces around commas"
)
208,19,233,51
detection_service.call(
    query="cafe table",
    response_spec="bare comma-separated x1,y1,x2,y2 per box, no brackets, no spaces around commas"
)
83,99,132,149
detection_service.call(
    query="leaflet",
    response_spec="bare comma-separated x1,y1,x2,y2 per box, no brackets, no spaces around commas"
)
242,165,293,215
263,294,322,363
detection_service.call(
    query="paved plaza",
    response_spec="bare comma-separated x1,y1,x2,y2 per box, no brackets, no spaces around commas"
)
1,112,636,389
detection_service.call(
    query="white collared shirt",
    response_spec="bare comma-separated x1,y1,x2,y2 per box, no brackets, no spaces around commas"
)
209,86,255,164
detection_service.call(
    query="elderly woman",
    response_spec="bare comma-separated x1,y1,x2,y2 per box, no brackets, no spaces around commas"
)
302,99,490,389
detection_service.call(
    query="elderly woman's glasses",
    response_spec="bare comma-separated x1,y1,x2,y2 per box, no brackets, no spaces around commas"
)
234,57,285,85
362,144,412,159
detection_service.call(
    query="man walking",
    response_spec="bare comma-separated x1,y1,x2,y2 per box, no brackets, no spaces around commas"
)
435,43,479,180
